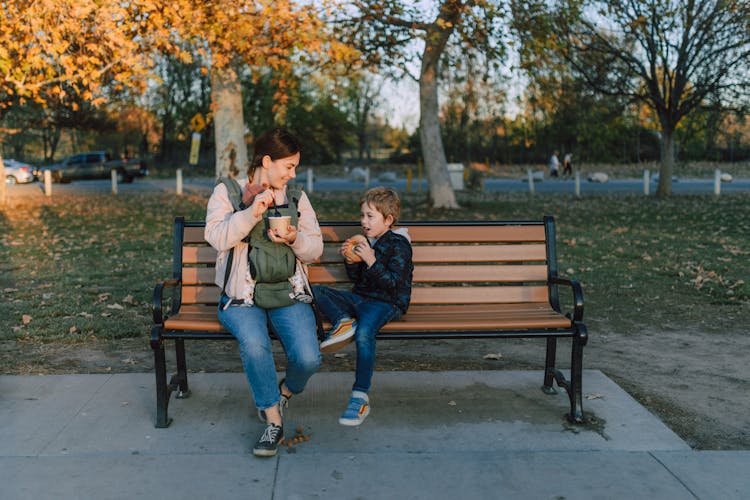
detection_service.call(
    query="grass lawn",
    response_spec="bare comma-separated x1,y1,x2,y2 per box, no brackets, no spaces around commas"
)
2,188,748,347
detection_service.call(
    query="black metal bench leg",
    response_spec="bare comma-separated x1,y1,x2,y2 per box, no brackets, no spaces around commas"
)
173,339,191,399
566,323,588,424
541,336,557,394
151,327,172,428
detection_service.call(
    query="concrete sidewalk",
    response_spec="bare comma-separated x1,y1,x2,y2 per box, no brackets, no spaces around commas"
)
1,370,748,499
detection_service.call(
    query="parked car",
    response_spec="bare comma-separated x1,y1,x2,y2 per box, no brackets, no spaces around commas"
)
38,151,148,183
3,159,37,184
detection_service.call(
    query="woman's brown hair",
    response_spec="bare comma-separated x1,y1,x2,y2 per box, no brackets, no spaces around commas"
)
246,127,302,178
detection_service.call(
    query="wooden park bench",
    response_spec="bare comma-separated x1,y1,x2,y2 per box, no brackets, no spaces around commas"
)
151,216,588,428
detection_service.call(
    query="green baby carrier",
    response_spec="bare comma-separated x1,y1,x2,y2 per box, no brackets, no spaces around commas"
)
218,177,301,309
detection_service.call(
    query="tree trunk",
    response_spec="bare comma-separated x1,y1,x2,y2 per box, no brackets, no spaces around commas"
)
211,64,248,179
657,127,675,197
419,47,458,209
0,134,6,205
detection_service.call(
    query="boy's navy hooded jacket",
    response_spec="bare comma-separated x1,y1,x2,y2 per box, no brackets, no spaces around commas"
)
344,229,413,314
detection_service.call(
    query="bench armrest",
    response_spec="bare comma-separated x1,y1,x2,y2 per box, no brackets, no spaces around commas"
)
152,279,180,325
549,276,584,322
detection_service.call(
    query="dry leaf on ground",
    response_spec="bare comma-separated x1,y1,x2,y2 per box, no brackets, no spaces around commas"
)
483,353,503,360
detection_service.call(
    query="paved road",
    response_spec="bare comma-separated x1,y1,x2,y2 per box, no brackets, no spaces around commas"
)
173,174,750,195
8,175,750,197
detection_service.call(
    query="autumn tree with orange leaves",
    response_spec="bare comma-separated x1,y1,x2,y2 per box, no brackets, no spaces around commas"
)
0,0,355,204
175,1,357,178
0,0,189,204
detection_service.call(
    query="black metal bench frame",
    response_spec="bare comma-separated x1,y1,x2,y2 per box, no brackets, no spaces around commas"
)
151,216,588,428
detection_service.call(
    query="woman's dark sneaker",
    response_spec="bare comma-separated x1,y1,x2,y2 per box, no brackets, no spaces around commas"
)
253,423,284,457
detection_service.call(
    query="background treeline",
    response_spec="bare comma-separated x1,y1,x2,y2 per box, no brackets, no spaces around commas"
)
4,52,749,172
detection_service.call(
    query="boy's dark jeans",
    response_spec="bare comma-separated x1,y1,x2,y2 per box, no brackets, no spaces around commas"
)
312,285,401,393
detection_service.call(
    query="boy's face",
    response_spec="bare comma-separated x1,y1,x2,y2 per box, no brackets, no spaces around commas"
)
360,202,393,240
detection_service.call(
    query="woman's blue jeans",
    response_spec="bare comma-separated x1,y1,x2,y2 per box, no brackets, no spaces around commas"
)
218,301,321,411
312,286,401,393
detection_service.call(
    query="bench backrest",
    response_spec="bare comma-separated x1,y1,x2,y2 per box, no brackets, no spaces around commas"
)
174,217,559,309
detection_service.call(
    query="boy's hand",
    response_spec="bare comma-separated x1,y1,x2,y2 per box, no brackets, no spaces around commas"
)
352,242,376,267
340,241,356,263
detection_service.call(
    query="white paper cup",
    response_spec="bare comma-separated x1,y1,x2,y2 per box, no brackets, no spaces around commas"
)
268,215,292,236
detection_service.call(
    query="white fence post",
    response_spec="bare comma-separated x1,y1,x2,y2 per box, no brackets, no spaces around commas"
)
111,170,118,195
574,170,581,197
643,169,650,195
44,170,52,197
714,168,721,196
527,168,535,194
176,168,183,195
306,168,313,193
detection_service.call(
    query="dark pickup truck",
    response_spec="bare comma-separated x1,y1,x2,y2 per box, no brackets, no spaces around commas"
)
39,151,149,183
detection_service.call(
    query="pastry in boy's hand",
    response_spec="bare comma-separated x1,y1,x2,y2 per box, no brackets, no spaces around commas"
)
343,234,368,262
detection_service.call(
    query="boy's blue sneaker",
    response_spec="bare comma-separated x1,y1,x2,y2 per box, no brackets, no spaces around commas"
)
339,391,370,426
320,317,357,353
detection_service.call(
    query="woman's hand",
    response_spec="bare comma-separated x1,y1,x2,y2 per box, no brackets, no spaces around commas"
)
242,182,267,207
250,189,275,217
268,225,297,245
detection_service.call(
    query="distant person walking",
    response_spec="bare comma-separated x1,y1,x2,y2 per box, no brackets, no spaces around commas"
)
549,151,560,178
562,153,573,178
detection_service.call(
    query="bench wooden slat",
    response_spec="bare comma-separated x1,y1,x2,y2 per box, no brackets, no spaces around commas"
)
184,225,205,243
164,303,571,332
187,243,548,266
183,246,216,265
308,265,548,283
397,225,546,243
183,264,549,285
320,224,546,243
411,244,546,263
411,285,549,304
178,284,549,305
321,243,547,263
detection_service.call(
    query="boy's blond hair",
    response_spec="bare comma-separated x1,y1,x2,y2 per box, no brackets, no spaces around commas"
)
360,186,401,225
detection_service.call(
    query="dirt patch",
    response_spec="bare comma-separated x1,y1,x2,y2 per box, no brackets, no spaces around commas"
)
2,327,748,450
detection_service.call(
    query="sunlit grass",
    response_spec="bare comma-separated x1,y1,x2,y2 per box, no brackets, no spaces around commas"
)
1,190,748,345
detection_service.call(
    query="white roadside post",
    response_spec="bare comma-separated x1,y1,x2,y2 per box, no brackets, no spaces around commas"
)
714,168,721,196
574,170,581,197
527,168,535,195
643,169,650,195
44,170,52,196
176,168,183,195
306,168,313,193
111,170,118,195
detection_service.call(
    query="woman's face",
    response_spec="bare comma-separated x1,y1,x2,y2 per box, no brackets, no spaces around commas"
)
261,152,300,190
